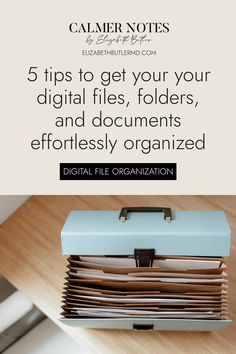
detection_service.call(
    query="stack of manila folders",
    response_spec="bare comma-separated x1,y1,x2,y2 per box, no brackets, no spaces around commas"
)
62,255,228,320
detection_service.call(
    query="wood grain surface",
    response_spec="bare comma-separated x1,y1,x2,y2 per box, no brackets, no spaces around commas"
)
0,195,235,354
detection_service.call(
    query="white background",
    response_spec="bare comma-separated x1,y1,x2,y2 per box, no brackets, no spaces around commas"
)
1,0,235,194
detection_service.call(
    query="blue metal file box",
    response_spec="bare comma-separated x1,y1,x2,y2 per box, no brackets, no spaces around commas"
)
60,207,231,331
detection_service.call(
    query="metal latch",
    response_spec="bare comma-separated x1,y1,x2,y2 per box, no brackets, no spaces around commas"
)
133,324,154,330
134,248,155,267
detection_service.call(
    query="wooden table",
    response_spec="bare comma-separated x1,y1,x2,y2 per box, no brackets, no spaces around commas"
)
0,196,235,354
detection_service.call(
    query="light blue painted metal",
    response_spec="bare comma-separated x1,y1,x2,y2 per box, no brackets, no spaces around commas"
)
61,210,231,256
60,318,231,331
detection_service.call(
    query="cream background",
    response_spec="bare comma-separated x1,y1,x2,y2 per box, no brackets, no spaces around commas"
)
1,0,235,194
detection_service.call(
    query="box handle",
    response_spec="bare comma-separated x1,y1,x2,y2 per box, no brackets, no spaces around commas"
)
119,206,172,223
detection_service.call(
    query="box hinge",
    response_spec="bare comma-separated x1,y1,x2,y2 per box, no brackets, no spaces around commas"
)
134,248,155,267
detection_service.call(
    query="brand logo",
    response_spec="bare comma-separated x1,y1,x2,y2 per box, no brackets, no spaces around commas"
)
69,22,169,34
